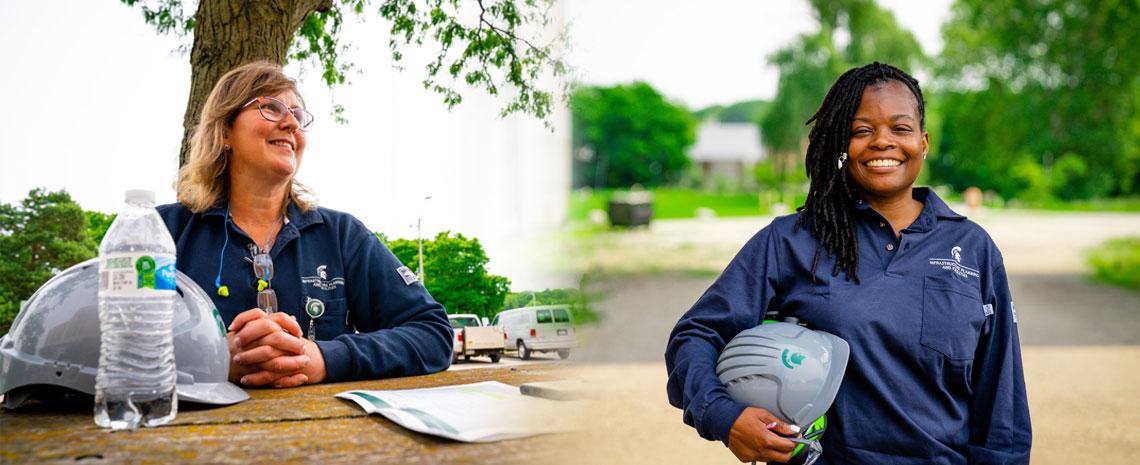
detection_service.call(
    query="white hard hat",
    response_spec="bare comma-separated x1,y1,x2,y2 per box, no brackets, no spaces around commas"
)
716,322,849,427
1,259,249,408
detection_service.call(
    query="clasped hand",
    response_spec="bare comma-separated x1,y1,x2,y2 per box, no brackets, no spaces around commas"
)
226,308,326,388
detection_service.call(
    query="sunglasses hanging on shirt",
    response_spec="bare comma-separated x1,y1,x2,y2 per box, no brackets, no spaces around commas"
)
249,247,277,314
220,207,283,314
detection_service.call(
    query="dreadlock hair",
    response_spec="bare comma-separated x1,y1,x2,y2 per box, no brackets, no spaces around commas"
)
794,61,926,285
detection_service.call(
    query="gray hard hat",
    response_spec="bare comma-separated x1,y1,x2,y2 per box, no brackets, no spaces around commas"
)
0,258,249,408
716,322,849,427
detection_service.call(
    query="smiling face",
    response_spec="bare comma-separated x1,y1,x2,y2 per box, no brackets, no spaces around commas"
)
225,90,308,182
846,80,928,202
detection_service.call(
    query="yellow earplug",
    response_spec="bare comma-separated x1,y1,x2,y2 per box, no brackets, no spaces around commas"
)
217,285,230,297
257,279,268,292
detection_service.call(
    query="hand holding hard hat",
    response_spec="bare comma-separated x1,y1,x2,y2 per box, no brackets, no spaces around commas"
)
717,321,850,465
727,406,801,463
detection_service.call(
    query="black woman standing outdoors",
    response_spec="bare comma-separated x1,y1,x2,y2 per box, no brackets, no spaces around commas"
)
666,62,1031,464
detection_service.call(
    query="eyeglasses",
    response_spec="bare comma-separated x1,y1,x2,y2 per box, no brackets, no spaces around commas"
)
247,243,324,341
247,248,277,314
241,96,314,131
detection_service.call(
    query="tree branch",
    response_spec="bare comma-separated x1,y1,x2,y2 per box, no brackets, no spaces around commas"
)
475,0,547,60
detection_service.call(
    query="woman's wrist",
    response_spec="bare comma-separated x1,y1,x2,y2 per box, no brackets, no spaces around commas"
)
302,339,327,384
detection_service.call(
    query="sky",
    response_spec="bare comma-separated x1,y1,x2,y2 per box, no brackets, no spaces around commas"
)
0,0,951,287
564,0,954,108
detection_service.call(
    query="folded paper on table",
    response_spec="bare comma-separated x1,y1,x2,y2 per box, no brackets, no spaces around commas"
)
336,381,582,443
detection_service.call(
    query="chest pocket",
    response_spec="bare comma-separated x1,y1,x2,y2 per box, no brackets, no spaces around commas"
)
920,275,986,361
307,297,348,340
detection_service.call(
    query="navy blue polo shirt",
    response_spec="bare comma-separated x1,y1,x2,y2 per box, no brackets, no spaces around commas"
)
158,202,453,383
665,188,1031,464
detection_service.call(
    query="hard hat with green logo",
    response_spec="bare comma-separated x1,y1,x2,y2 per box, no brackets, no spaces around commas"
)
716,321,849,429
0,258,249,408
716,321,848,465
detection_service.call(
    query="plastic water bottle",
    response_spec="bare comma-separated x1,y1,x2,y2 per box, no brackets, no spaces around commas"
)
94,189,178,430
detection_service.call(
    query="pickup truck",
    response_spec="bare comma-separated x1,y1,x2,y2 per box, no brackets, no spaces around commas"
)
448,314,504,363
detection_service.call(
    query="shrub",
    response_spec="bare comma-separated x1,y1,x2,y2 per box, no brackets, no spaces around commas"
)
1088,237,1140,289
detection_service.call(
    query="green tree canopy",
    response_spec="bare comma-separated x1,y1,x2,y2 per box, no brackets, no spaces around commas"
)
120,0,570,165
86,211,117,245
931,0,1140,200
501,287,598,324
759,0,925,179
571,82,695,188
0,189,101,332
502,288,578,309
380,231,510,321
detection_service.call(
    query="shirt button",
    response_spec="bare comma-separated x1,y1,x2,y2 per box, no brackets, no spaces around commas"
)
886,244,895,251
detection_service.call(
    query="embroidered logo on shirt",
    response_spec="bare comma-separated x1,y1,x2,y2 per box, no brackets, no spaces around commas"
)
302,264,345,291
396,266,419,285
928,245,980,279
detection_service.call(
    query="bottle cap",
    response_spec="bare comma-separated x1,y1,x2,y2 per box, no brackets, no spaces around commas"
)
125,189,155,204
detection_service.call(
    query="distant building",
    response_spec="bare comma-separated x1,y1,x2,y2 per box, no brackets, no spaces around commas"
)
689,122,766,190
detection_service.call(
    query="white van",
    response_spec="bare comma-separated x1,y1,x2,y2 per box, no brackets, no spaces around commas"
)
491,305,577,360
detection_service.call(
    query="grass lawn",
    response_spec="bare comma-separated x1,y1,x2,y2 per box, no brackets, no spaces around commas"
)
569,188,807,221
570,188,1140,224
1016,197,1140,213
1088,237,1140,289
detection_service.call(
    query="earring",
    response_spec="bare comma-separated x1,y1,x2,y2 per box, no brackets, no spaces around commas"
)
837,152,848,169
223,144,231,152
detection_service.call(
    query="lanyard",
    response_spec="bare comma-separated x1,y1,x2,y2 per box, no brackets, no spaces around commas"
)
293,232,325,341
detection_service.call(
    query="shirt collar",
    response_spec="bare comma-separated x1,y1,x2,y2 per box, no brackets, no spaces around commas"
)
853,187,966,233
920,187,967,221
202,204,227,219
202,201,323,229
286,202,323,229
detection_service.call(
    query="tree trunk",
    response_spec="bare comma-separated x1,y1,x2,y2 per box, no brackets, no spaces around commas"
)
179,0,332,167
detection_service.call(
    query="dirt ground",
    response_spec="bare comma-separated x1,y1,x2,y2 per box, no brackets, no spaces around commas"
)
558,207,1140,463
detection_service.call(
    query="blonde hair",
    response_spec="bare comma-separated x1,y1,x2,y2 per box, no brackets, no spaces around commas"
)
176,61,316,213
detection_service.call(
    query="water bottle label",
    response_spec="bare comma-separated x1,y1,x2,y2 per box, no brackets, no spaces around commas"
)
99,253,177,296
